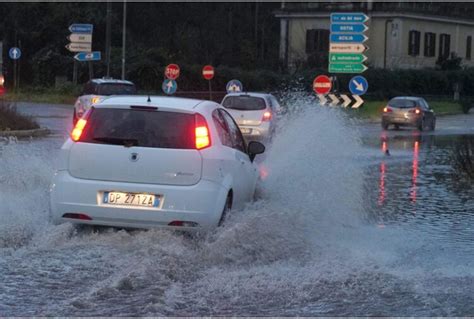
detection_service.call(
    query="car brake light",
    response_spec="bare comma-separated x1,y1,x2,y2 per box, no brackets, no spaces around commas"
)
408,108,422,114
383,106,392,113
262,111,272,121
71,118,87,142
91,96,101,104
195,114,211,150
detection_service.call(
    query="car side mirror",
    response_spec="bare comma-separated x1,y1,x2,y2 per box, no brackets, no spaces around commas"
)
248,141,265,162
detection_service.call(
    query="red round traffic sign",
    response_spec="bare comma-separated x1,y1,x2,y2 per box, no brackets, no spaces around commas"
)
313,75,332,95
202,65,215,80
164,64,180,80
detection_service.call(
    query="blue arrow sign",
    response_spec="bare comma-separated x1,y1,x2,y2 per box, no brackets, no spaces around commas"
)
349,75,368,95
69,24,93,34
331,13,369,23
162,79,177,95
330,33,368,43
331,23,368,33
226,79,243,93
9,47,21,60
74,51,101,61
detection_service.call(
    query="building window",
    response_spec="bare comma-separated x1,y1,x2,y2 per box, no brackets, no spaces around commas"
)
439,34,451,59
424,32,436,57
467,36,472,60
408,30,421,56
306,29,329,53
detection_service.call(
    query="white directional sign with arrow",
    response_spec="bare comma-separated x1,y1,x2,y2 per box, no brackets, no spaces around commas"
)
9,47,21,60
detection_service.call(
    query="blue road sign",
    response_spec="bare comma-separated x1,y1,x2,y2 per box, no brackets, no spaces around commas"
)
226,79,243,93
330,33,368,43
331,13,369,23
74,51,101,61
331,23,367,33
69,24,93,34
9,47,21,60
162,79,177,95
349,75,369,95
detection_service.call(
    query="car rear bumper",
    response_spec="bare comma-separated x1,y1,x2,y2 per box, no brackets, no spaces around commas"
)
239,123,272,141
382,114,421,126
50,171,228,230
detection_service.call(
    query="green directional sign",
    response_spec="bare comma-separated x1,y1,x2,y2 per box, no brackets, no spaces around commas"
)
329,63,367,73
329,53,367,63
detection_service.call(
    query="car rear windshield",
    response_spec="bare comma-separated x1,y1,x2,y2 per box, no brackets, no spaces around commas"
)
223,96,266,111
97,84,137,96
80,108,195,149
388,99,417,108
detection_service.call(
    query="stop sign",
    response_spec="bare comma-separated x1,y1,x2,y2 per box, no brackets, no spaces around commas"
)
164,64,180,80
313,75,332,95
202,65,215,80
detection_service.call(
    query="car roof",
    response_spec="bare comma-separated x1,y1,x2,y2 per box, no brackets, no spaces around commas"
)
390,96,421,101
223,92,273,99
89,78,135,85
96,95,207,110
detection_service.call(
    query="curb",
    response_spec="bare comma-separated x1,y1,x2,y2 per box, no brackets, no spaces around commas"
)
0,127,50,138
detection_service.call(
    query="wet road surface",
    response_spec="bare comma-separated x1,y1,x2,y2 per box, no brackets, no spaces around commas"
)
1,101,474,316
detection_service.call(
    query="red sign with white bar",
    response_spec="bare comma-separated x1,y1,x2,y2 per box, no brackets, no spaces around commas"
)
164,64,180,80
313,75,332,95
202,65,215,80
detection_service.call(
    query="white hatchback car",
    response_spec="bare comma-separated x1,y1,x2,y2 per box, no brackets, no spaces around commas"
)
50,96,265,230
221,92,280,142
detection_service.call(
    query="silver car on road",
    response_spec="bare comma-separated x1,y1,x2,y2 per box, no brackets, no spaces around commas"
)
222,92,280,143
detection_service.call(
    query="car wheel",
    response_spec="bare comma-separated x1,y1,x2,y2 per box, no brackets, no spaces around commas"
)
381,121,389,130
218,192,233,226
417,118,424,131
431,119,436,131
394,124,400,130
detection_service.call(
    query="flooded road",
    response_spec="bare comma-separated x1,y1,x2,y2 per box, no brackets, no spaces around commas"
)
1,101,474,316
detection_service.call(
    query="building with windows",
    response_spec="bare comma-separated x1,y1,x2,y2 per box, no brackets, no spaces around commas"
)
275,2,474,69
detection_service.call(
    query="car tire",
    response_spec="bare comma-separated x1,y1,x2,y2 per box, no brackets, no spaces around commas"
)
431,119,436,131
381,121,389,130
417,118,424,131
218,192,232,227
394,124,400,130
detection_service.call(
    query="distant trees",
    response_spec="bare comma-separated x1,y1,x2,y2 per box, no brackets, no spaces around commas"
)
0,2,280,89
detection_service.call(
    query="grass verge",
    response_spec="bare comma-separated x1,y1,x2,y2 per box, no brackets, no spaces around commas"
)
0,101,39,131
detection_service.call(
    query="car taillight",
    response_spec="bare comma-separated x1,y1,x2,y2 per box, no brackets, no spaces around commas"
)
71,118,87,142
91,96,101,104
383,106,392,113
262,111,272,121
408,108,422,114
195,114,211,150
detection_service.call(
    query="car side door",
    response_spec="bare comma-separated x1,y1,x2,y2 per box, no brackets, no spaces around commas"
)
219,109,258,204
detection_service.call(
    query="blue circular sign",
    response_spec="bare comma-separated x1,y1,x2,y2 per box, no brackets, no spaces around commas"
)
162,79,177,95
9,47,21,60
226,79,243,93
349,75,368,95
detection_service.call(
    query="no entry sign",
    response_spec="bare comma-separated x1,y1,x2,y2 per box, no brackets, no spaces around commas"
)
313,75,332,95
202,65,214,80
164,64,180,80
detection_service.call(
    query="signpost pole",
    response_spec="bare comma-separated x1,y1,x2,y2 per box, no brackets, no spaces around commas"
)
208,80,212,101
13,59,17,92
121,0,127,80
106,0,112,77
88,61,94,80
73,59,78,85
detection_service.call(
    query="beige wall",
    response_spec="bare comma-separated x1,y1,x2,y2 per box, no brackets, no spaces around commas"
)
285,15,474,69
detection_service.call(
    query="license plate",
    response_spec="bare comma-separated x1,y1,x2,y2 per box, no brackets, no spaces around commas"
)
103,191,160,207
240,128,252,134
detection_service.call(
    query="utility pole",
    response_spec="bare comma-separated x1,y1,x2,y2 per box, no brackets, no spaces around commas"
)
105,0,112,77
121,0,127,80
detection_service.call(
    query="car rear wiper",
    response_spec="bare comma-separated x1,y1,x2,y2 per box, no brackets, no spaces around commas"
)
92,137,139,147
